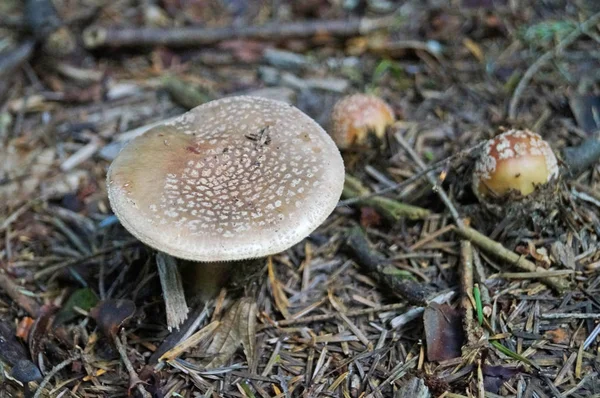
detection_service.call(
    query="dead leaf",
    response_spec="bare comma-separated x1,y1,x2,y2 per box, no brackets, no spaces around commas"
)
237,298,258,372
360,207,382,228
423,303,464,362
204,297,257,369
544,328,570,344
89,299,136,339
16,317,35,341
482,364,520,393
551,241,576,269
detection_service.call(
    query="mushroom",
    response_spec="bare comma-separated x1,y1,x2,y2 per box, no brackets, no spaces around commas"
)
106,96,345,326
330,93,395,149
473,129,559,200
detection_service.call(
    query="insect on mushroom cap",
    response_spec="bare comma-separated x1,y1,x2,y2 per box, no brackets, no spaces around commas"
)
473,129,559,198
330,94,395,149
107,96,345,262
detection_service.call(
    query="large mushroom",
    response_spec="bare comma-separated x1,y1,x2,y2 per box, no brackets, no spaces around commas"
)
106,96,345,327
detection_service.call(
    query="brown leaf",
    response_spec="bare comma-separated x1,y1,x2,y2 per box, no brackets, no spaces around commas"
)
544,328,570,344
89,299,136,339
360,207,382,228
204,297,257,369
551,241,576,269
237,298,258,372
423,303,464,362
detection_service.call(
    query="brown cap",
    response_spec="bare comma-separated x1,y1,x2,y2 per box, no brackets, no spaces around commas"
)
473,129,559,198
330,94,395,149
107,96,345,262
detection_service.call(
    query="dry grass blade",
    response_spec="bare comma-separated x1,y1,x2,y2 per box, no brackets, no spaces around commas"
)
267,256,290,318
159,320,220,363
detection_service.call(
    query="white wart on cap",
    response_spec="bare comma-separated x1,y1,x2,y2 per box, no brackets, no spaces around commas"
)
107,96,345,262
473,129,559,199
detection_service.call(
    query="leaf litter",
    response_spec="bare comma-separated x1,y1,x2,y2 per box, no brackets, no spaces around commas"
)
1,0,600,396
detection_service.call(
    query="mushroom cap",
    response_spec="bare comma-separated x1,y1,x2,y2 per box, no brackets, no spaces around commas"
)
330,94,395,149
107,96,345,262
473,129,559,198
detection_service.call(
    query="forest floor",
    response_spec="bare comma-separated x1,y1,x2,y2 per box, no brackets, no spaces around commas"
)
1,0,600,397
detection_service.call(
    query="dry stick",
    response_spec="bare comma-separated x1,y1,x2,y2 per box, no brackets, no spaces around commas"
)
394,132,465,229
453,226,568,292
508,11,600,120
0,272,40,317
83,16,396,49
460,241,479,346
32,354,81,398
0,40,35,77
342,174,431,221
345,227,435,305
337,141,486,208
260,302,407,329
114,330,152,398
34,240,139,280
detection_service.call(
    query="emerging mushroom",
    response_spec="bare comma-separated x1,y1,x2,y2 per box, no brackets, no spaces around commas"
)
472,129,559,200
330,93,395,149
107,95,345,262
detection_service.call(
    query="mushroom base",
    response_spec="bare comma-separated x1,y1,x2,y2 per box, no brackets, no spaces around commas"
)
470,178,563,230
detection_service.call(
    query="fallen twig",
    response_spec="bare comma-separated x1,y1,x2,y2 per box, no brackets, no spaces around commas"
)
34,239,140,280
0,40,35,78
509,11,600,119
83,16,396,49
337,141,486,208
114,330,152,398
0,272,40,317
260,302,408,329
453,225,568,292
345,227,435,305
32,354,82,398
460,241,479,346
342,174,431,221
394,131,464,229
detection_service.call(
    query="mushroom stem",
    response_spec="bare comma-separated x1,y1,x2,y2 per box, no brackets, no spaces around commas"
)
180,261,233,302
156,252,189,331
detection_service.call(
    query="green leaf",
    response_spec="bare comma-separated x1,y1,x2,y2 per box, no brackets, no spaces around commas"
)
54,288,99,325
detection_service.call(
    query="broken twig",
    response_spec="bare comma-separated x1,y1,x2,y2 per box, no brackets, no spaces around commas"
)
83,16,397,49
509,11,600,119
345,227,435,305
453,225,568,292
342,174,431,221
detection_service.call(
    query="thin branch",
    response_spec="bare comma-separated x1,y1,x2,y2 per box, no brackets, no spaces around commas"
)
394,131,464,229
337,140,485,208
114,330,152,398
453,225,569,292
83,16,397,49
33,354,82,398
509,11,600,119
0,272,40,317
